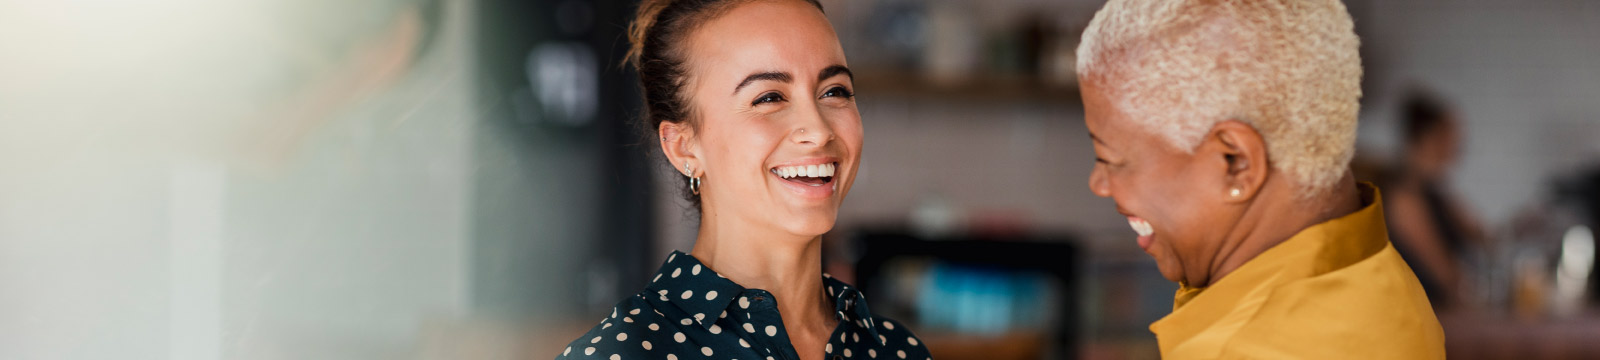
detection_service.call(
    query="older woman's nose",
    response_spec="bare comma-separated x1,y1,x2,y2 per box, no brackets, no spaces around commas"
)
1089,165,1112,197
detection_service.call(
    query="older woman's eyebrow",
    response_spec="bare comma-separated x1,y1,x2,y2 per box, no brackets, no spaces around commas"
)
734,71,792,94
818,65,853,83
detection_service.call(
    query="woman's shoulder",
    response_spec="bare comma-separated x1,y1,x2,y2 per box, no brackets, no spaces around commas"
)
555,295,688,360
849,315,934,360
823,276,934,360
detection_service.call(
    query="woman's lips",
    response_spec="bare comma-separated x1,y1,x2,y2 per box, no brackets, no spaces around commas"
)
1128,216,1155,250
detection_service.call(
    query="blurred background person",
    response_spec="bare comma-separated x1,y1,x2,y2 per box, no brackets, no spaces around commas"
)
1384,89,1486,310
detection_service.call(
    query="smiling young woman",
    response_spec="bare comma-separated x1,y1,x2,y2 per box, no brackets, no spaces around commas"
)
556,1,931,360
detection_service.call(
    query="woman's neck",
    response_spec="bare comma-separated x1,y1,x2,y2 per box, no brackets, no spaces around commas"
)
689,210,834,335
1201,173,1363,287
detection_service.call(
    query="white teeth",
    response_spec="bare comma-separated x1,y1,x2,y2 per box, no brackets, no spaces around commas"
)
773,163,837,179
1128,218,1155,237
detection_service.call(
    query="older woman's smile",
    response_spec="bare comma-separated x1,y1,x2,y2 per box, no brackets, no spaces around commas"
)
1127,216,1156,249
1116,204,1157,249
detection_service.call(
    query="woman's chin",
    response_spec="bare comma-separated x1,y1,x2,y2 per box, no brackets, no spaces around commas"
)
779,213,839,238
1155,262,1186,284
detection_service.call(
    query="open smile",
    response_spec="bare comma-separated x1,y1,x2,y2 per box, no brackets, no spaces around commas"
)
770,162,836,186
1128,216,1155,250
769,161,839,199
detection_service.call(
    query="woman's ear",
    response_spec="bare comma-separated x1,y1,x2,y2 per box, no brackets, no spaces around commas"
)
659,121,699,176
1203,120,1269,202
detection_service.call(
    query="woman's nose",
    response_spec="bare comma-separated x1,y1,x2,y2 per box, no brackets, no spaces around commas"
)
793,110,834,145
1089,165,1111,197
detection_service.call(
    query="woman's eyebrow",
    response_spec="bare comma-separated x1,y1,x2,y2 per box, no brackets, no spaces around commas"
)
817,65,852,83
733,71,792,94
1090,132,1115,149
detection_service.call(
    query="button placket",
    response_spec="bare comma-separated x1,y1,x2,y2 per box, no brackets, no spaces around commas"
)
739,290,790,360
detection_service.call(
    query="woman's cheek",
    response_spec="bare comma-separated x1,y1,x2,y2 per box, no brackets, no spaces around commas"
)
837,116,865,147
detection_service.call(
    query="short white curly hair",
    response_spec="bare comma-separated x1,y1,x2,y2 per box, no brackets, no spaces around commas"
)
1076,0,1363,195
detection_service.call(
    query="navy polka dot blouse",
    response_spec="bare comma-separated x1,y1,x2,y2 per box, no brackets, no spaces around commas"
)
557,251,932,360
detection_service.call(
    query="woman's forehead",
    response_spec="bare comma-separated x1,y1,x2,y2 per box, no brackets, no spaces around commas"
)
1082,82,1134,139
685,1,845,81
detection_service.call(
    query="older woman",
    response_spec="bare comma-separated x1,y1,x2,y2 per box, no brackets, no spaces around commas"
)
1076,0,1445,358
558,1,931,359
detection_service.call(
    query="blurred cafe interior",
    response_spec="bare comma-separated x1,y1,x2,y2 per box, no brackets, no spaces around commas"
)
4,0,1600,359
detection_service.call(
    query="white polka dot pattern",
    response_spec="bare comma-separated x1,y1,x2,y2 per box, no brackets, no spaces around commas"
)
554,251,933,360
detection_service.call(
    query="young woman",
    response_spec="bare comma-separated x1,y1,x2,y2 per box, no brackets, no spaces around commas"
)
558,1,931,359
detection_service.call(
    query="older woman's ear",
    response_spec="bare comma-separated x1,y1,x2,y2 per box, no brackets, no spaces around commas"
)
1204,120,1271,202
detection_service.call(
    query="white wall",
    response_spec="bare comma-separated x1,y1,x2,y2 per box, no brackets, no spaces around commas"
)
0,1,478,359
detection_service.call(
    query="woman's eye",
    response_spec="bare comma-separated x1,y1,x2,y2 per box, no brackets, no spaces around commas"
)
753,92,785,105
822,86,854,99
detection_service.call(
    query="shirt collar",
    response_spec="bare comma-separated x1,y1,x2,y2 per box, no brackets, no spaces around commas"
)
644,251,745,330
824,274,886,345
641,251,888,343
1151,182,1391,350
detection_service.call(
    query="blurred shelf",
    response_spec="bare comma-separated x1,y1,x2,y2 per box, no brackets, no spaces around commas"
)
853,231,1083,360
854,68,1081,105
